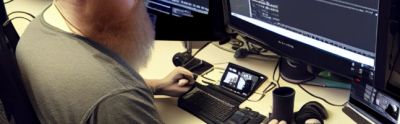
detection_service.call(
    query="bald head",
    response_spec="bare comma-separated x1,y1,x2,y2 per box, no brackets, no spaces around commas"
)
53,0,155,70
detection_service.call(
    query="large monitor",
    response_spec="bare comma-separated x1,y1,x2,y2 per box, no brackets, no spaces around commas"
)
228,0,381,79
227,0,399,123
146,0,226,41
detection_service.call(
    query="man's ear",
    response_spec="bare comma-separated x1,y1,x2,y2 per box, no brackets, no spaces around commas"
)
119,0,140,10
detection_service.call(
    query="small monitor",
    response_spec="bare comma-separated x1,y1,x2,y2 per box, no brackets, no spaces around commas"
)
228,0,380,77
387,63,400,97
146,0,226,41
220,63,266,97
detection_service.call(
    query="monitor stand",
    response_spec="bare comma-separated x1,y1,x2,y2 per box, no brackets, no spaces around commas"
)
184,41,193,55
280,58,316,84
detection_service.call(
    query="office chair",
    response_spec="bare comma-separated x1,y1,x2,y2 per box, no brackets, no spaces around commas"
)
0,1,40,124
0,0,19,52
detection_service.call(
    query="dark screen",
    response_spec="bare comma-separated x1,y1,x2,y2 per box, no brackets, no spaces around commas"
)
388,57,400,98
147,0,209,17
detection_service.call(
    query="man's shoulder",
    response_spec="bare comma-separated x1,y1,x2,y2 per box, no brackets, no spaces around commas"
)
15,16,148,97
83,88,162,124
16,17,117,87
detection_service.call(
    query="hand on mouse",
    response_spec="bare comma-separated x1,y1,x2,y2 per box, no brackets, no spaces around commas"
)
146,67,195,97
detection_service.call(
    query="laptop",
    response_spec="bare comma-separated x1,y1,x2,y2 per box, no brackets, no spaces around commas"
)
178,63,267,124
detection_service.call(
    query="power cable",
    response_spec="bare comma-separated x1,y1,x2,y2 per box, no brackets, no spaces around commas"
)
298,84,348,107
7,11,35,19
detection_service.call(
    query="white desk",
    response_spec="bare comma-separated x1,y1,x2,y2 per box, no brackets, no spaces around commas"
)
140,41,354,124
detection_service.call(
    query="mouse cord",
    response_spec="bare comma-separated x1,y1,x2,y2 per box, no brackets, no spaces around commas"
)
272,57,282,87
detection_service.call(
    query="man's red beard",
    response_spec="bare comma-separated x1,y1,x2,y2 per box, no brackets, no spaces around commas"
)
85,3,155,71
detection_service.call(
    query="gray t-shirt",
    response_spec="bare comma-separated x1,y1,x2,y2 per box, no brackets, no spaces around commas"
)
16,13,163,124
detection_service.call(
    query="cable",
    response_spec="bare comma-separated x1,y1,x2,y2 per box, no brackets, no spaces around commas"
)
4,0,13,4
298,84,347,107
3,16,31,27
192,41,213,57
7,11,35,19
386,31,400,84
272,57,282,87
277,73,281,88
54,3,84,34
229,39,244,49
196,67,220,82
247,82,277,102
245,41,251,50
211,62,229,65
280,75,347,106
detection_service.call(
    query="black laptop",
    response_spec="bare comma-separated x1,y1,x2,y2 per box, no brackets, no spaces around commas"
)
178,63,267,124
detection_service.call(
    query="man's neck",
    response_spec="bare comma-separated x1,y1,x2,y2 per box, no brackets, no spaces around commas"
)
43,4,75,34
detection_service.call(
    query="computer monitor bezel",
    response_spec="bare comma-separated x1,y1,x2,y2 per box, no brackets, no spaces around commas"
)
219,63,267,97
146,0,227,41
225,0,391,81
226,0,399,123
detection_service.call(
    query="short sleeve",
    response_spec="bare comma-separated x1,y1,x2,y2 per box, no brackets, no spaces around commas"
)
86,87,163,124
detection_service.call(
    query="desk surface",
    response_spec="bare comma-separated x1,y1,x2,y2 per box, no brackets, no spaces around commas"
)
140,41,354,124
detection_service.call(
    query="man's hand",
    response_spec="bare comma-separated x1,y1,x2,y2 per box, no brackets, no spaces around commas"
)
268,119,287,124
146,67,195,97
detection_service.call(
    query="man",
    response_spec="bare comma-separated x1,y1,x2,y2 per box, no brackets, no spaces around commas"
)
16,0,194,123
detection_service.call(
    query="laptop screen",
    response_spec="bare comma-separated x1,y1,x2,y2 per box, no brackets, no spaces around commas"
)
220,63,266,97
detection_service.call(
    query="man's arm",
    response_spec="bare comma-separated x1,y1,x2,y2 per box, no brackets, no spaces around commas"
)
145,67,195,97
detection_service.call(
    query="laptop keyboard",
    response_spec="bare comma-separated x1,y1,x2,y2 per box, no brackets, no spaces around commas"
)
185,90,236,121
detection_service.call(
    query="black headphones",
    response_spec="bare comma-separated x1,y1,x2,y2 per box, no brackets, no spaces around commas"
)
294,101,328,124
172,52,192,67
172,52,213,76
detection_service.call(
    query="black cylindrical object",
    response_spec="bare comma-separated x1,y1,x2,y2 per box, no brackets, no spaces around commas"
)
272,87,295,123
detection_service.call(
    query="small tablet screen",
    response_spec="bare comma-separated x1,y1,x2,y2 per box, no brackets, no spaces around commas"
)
220,63,266,97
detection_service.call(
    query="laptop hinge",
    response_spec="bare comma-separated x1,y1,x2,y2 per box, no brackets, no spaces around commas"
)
207,84,247,103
